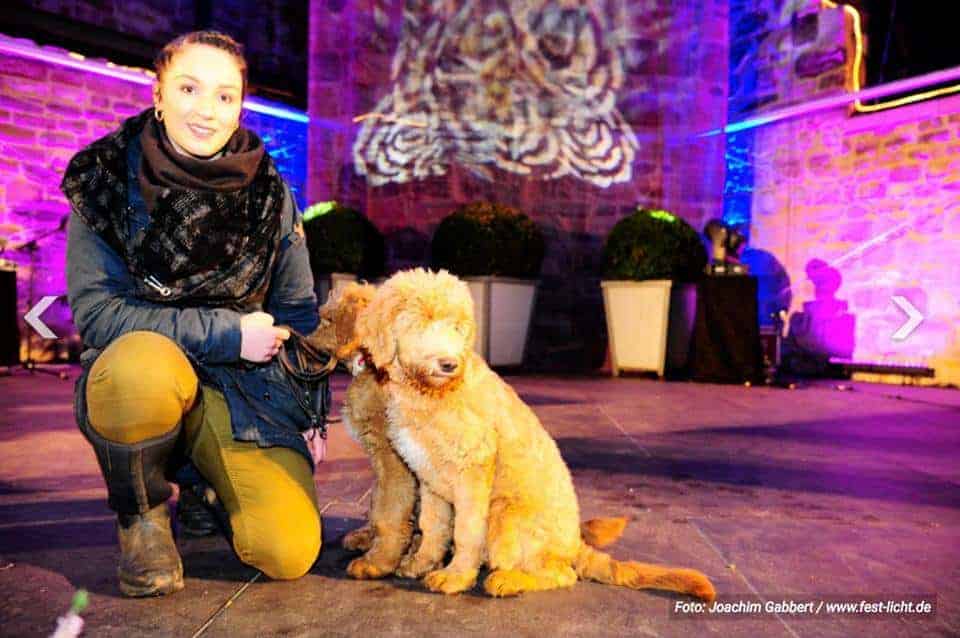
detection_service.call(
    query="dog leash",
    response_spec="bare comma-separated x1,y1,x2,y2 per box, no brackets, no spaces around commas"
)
276,328,339,438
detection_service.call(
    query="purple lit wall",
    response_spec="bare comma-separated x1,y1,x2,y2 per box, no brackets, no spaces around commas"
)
743,94,960,384
725,2,960,385
308,0,730,370
0,36,307,362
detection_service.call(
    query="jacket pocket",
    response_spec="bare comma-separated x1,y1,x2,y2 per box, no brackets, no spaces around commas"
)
233,359,316,433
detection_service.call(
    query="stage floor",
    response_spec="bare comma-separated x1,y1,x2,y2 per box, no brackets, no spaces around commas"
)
1,370,958,637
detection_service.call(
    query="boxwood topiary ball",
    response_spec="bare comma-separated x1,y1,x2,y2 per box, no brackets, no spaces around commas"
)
602,208,707,281
303,203,385,279
431,201,545,278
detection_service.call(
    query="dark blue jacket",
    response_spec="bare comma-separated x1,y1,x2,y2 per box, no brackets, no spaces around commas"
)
67,136,320,464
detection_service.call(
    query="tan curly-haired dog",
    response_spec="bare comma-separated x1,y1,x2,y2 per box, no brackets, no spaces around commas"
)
355,268,716,599
308,282,418,579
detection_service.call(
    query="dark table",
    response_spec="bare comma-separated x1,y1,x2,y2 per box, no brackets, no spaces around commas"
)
690,275,764,384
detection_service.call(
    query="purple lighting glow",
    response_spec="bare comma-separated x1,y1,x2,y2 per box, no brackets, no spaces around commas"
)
742,92,960,381
706,65,960,137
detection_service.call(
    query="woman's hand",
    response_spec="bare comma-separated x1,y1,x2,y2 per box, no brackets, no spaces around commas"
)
302,429,327,465
240,311,290,362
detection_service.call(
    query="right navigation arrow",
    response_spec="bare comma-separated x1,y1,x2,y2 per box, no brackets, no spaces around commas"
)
891,296,924,341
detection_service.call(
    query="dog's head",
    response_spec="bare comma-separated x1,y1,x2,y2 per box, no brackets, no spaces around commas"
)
308,281,377,361
356,268,476,393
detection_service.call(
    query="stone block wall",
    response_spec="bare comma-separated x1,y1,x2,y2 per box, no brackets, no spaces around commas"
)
745,95,960,384
726,1,960,384
729,0,854,119
308,0,730,370
0,46,151,352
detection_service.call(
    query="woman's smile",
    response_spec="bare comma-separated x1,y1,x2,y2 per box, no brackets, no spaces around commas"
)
187,122,217,139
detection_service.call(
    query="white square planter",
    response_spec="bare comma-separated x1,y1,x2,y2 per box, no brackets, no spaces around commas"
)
465,276,538,367
601,280,697,377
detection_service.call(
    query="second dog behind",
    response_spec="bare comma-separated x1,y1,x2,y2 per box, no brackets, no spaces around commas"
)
308,282,417,578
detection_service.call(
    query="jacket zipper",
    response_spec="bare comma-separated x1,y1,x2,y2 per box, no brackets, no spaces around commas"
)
144,275,172,297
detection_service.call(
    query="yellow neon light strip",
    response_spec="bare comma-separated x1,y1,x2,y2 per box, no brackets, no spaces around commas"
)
822,0,960,112
352,113,427,128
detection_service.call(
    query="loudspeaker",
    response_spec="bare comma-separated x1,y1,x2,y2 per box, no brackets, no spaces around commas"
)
0,268,19,366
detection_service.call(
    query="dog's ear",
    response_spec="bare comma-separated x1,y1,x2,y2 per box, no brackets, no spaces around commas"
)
355,282,402,369
340,282,376,308
335,283,375,346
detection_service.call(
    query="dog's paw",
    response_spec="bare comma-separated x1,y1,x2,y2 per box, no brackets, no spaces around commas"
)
483,569,535,597
347,555,392,580
423,567,478,595
396,553,440,579
342,526,374,552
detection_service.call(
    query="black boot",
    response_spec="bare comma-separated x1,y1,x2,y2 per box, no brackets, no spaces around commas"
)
82,422,185,597
177,481,223,538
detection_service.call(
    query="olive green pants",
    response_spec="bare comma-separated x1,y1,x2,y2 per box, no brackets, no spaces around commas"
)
85,331,322,580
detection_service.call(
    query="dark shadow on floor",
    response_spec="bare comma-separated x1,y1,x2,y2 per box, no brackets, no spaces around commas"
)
555,414,960,509
515,392,587,406
665,416,960,459
0,497,108,525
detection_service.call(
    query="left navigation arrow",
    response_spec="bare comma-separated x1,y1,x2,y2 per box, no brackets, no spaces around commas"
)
24,295,59,339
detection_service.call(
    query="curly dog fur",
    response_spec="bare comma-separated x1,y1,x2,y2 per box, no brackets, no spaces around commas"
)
308,282,418,579
355,268,717,599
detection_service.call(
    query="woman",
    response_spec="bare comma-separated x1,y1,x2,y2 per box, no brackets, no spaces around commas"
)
62,31,326,597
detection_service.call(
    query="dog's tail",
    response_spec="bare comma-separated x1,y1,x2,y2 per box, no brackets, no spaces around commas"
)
573,542,716,601
580,517,628,549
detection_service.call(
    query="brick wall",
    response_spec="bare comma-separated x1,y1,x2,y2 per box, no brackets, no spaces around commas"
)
308,0,729,371
745,96,960,385
729,0,854,119
0,46,149,354
726,0,960,385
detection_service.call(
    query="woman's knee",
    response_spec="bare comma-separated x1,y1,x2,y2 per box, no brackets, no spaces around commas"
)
233,504,322,580
86,331,198,443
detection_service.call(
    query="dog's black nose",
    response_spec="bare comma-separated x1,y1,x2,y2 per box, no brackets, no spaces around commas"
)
438,358,458,374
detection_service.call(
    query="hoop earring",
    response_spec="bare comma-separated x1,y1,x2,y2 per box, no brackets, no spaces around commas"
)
155,109,164,122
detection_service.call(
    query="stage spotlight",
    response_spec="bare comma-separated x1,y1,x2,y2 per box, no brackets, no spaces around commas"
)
727,227,747,261
704,219,748,275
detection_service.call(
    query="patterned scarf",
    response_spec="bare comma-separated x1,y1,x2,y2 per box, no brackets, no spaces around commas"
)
61,108,284,310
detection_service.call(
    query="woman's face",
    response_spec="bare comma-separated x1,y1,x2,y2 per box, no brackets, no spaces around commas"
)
153,43,244,158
